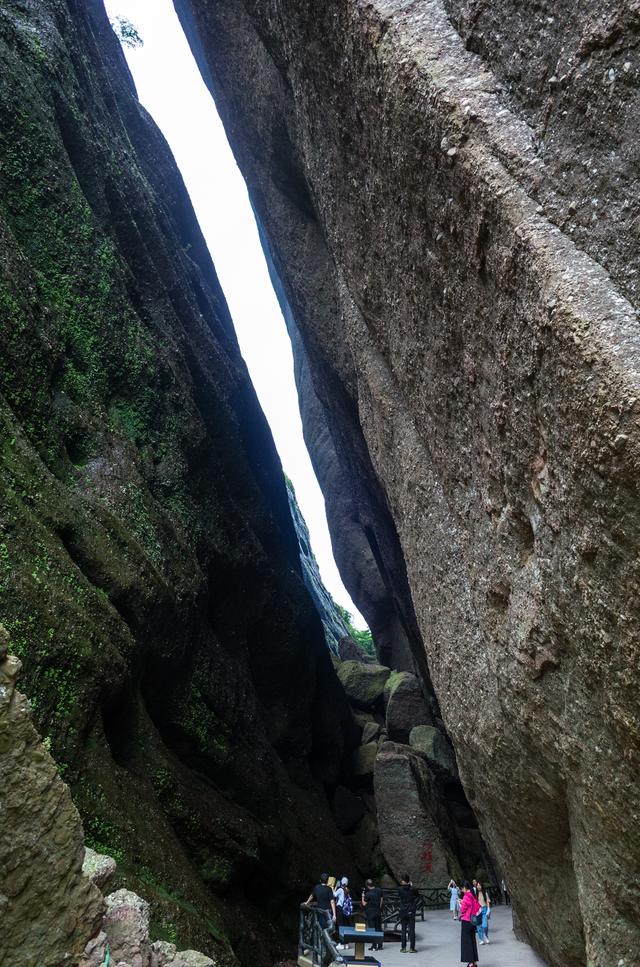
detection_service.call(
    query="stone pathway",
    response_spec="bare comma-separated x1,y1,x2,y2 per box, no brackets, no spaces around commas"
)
352,908,546,967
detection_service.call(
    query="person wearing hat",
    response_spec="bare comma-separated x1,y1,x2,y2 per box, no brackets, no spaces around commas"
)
334,876,353,947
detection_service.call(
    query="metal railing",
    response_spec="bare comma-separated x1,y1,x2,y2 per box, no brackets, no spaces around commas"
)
299,885,502,957
299,903,344,967
379,884,502,930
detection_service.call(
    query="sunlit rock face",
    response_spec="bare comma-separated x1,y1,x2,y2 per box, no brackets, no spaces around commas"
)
0,1,355,960
285,478,352,653
176,1,640,964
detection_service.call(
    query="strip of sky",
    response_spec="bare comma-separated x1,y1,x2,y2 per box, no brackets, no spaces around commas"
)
104,0,366,627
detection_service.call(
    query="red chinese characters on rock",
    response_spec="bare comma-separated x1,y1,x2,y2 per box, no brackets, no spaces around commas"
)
421,842,433,874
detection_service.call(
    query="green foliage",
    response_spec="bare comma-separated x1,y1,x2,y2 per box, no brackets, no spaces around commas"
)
111,17,143,49
337,604,376,657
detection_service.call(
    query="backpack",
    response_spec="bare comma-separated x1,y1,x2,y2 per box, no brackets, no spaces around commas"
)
343,889,353,917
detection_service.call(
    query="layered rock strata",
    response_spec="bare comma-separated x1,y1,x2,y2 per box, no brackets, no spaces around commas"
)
176,1,640,964
0,1,356,960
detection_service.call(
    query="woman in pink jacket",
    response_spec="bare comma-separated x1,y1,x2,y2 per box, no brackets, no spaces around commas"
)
459,881,481,966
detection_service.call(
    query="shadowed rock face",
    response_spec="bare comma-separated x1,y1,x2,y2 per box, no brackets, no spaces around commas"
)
175,2,640,964
0,1,356,960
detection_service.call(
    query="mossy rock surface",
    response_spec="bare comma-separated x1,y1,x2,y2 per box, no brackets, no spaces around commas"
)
354,742,378,776
338,661,390,709
409,726,457,776
0,2,354,962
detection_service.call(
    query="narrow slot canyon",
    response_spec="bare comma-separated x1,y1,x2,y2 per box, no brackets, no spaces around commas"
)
0,3,639,967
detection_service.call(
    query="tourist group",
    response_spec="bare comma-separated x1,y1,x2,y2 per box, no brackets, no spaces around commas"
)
306,872,418,954
306,874,498,965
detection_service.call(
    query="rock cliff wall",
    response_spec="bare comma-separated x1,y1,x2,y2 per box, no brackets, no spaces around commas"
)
0,1,356,960
285,478,352,653
0,638,104,967
175,2,640,964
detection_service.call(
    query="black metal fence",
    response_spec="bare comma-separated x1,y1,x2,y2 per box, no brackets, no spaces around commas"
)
379,884,502,929
299,885,503,961
299,903,344,967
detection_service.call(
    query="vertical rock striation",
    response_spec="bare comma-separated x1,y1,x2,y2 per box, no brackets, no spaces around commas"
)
285,478,352,653
175,1,640,964
0,0,355,960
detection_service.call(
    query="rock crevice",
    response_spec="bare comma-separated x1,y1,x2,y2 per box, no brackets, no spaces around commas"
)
175,1,640,963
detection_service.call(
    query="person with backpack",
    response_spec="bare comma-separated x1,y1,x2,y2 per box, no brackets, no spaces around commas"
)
459,881,480,966
398,873,418,953
334,877,352,948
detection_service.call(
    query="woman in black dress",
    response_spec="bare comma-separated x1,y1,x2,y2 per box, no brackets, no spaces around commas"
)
458,881,480,965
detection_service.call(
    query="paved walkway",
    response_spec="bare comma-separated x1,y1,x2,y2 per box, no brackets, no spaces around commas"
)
354,908,546,967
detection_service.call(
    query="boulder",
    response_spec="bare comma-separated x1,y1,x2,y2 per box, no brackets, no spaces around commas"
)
332,785,366,834
150,941,178,967
0,646,104,967
361,721,381,745
374,742,460,887
338,636,376,664
83,847,118,890
384,672,431,742
354,742,378,778
102,890,151,967
171,953,215,967
337,661,390,709
409,726,457,777
351,710,377,732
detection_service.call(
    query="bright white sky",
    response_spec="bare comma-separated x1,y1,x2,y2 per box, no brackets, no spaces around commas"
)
103,0,365,627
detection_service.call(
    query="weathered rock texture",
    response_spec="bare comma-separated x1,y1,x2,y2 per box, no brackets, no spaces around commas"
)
80,885,215,967
176,1,640,964
0,647,104,966
285,478,352,653
374,742,462,888
0,1,356,961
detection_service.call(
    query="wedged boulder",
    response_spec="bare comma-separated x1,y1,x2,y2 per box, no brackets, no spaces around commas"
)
0,645,104,967
354,742,378,777
337,661,390,709
374,742,460,887
384,672,431,742
332,785,366,834
409,726,457,777
83,847,118,890
338,636,375,664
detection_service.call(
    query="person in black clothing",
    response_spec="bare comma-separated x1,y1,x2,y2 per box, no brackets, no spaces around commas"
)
362,878,383,950
306,873,336,930
398,873,418,953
